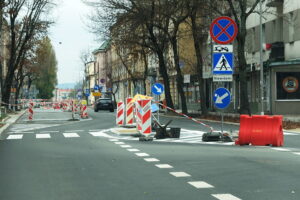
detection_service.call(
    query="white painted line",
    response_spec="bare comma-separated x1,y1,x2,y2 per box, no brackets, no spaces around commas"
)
135,153,150,157
170,172,191,177
127,149,140,152
36,134,51,139
90,132,105,137
271,148,291,152
293,152,300,155
109,139,119,142
41,131,59,133
63,133,80,138
89,129,102,132
212,194,241,200
144,158,160,162
115,142,125,145
188,181,214,189
155,164,173,169
120,145,132,148
283,132,298,136
7,135,23,140
65,130,84,132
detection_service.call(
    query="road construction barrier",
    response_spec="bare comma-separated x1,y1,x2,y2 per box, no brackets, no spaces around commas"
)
28,101,34,120
135,100,142,131
235,115,284,147
126,97,134,125
116,102,124,126
137,99,152,136
81,104,88,118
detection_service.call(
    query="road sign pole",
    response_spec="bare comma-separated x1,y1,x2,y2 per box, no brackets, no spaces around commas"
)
221,111,224,134
157,95,160,123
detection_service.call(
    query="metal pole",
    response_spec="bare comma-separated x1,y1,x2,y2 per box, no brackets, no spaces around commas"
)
259,0,264,115
221,111,224,134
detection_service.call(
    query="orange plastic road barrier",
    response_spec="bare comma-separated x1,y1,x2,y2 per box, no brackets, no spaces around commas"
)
235,115,284,147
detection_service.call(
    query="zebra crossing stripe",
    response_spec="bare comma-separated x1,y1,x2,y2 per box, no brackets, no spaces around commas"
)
7,135,23,140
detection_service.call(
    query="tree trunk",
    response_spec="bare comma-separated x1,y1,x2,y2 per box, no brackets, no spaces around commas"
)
190,11,208,116
171,38,187,114
237,19,251,115
157,50,174,109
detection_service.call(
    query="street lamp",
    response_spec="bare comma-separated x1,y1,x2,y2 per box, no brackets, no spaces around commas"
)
259,0,264,115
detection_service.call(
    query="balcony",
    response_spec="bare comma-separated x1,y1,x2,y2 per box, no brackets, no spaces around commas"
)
266,0,283,7
269,42,285,62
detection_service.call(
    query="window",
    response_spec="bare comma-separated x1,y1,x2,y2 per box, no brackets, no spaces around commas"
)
276,72,300,100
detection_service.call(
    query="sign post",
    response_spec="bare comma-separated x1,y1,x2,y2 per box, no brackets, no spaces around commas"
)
151,83,164,124
213,88,231,134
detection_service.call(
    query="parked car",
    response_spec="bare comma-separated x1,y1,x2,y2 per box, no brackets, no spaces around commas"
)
94,98,114,112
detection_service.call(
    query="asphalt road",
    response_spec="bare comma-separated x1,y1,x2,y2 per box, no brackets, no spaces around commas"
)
0,108,299,200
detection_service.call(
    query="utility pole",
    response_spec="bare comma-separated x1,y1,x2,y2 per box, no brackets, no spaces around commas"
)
259,0,264,115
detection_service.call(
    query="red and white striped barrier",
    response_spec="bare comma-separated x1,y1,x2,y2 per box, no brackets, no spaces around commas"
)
125,97,134,125
155,101,214,132
138,99,152,136
135,100,142,131
81,104,88,118
116,102,125,126
28,101,34,120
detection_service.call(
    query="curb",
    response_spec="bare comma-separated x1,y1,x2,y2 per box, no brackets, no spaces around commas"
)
0,110,27,137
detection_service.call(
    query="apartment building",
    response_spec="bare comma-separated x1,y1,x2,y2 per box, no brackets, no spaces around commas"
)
246,0,300,114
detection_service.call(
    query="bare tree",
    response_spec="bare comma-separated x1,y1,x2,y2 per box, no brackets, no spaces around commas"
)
2,0,53,106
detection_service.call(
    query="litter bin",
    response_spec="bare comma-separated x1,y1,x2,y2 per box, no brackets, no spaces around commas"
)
169,127,181,138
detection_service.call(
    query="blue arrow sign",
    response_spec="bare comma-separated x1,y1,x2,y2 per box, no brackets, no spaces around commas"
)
213,88,231,109
151,83,164,95
94,85,100,90
213,53,233,74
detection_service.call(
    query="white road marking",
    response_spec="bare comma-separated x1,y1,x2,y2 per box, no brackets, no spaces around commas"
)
293,152,300,155
155,164,173,169
283,132,298,136
144,158,160,162
211,194,241,200
170,172,191,177
40,131,59,133
65,130,84,132
188,181,214,189
115,142,125,145
89,129,103,132
63,133,80,138
90,132,106,137
7,135,23,140
120,145,132,148
36,134,51,139
109,139,119,142
127,149,140,152
271,148,291,152
135,153,150,157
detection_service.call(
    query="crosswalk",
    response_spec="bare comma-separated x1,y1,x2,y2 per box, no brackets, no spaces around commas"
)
2,128,299,147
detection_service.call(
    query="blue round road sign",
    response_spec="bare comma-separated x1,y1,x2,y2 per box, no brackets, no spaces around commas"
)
210,16,238,44
94,85,100,90
213,88,231,109
151,83,164,95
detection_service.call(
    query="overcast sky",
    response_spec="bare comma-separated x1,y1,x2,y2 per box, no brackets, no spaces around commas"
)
49,0,100,85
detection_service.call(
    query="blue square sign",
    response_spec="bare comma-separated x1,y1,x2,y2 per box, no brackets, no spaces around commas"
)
213,53,234,75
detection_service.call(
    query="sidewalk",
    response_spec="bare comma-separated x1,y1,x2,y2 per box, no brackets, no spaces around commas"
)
160,109,300,134
0,110,26,136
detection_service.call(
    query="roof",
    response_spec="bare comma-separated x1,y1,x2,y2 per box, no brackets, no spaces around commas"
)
92,40,111,54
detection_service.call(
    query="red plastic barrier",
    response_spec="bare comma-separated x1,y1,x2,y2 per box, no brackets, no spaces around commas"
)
235,115,284,147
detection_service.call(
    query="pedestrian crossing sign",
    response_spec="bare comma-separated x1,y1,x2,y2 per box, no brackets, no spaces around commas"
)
213,53,233,74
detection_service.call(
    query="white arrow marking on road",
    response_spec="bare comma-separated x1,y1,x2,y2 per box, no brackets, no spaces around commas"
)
215,93,229,104
154,85,162,93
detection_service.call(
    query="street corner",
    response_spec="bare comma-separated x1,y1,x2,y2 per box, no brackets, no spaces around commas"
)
110,127,140,136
